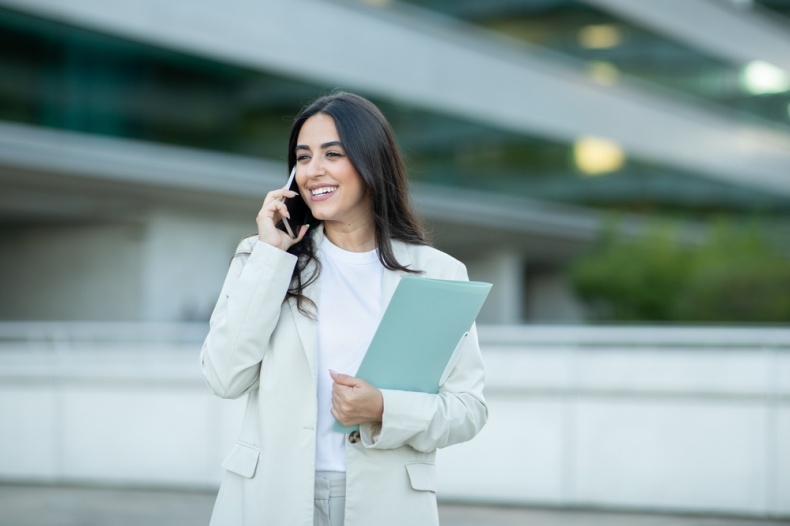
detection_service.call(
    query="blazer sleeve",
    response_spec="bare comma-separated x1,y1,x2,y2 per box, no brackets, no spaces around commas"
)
359,262,488,452
200,238,297,399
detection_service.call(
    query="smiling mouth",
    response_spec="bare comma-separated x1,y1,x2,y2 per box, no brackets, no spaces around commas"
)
311,186,337,197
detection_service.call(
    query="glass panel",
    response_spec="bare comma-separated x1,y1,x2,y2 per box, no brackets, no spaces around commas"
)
1,6,788,215
0,7,321,159
396,0,790,131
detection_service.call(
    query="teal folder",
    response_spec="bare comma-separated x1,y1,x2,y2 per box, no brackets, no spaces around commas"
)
333,276,492,433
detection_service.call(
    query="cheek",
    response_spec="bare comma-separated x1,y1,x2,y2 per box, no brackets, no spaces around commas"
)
294,173,307,192
352,178,368,202
344,171,365,198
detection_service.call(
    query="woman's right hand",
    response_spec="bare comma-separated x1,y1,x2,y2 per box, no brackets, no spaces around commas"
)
256,189,309,251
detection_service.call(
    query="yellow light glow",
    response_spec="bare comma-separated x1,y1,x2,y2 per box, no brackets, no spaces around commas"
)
588,61,620,86
574,136,625,175
740,61,790,95
578,24,622,49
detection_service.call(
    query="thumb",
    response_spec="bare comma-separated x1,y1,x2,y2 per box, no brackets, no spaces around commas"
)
329,369,359,387
294,223,310,243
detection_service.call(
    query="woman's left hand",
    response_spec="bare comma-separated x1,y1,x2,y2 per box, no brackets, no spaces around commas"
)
330,370,384,427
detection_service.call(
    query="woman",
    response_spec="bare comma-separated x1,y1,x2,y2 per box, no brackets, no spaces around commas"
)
200,92,487,526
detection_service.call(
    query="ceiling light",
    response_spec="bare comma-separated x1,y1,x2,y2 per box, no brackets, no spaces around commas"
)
574,136,625,176
740,61,790,95
578,24,622,49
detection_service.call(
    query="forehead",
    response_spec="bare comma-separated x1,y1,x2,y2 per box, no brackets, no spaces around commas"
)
297,113,339,144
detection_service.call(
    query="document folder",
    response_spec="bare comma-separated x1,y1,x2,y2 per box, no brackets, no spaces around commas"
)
334,276,492,433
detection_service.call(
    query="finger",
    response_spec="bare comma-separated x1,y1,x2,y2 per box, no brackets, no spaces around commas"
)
331,403,351,421
292,224,310,243
266,200,290,220
330,370,357,387
333,385,352,404
332,385,347,405
263,189,299,206
276,190,300,204
283,223,308,247
259,197,287,218
263,190,286,206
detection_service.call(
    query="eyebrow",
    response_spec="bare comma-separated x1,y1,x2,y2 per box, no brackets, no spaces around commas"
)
295,140,343,151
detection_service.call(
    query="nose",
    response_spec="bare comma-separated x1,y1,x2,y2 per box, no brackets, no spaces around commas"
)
304,155,325,179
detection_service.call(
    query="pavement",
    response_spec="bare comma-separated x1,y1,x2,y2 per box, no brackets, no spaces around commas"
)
1,484,788,526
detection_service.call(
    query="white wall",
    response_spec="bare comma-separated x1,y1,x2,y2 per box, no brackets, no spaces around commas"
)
138,209,251,322
524,267,587,322
465,251,525,324
437,326,790,516
0,324,788,517
0,224,145,320
0,204,584,325
0,208,253,322
0,331,246,487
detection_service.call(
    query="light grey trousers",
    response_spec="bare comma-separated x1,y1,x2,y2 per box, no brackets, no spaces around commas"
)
314,471,346,526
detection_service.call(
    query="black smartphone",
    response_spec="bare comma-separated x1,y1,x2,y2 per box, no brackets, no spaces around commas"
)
278,167,310,238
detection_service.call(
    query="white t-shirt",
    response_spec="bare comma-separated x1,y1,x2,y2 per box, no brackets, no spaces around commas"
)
315,236,384,473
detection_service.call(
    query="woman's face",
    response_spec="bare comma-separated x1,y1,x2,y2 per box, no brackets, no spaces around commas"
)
295,113,372,228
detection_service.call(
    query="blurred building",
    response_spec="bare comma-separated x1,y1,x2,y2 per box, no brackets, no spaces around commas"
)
1,0,790,325
1,1,790,518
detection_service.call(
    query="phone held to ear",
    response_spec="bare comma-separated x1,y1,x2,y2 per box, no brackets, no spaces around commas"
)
278,167,309,239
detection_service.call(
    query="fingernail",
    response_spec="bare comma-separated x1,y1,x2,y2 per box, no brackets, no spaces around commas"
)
329,369,337,376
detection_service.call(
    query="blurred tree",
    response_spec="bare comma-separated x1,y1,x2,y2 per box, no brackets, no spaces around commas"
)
673,221,790,322
570,219,790,323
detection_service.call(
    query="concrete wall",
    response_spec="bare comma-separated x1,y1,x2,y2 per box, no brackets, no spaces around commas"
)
0,323,788,517
524,266,587,322
1,200,590,325
439,326,790,516
0,209,251,322
0,223,145,320
137,209,250,322
465,251,525,324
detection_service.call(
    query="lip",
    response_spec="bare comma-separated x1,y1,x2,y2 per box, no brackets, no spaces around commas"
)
308,184,338,202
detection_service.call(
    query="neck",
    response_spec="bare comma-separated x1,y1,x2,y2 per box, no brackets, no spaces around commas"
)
323,218,376,252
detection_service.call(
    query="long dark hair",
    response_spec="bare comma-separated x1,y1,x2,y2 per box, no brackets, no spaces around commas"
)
285,91,428,315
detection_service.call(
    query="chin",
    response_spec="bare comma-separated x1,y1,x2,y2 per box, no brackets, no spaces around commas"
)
310,210,329,221
309,206,338,222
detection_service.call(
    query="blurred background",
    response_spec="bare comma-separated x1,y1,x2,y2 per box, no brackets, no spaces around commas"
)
0,0,789,522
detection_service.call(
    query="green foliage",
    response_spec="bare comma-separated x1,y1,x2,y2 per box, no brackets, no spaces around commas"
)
569,219,790,323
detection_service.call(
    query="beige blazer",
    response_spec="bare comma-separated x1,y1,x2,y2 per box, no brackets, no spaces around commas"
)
200,226,487,526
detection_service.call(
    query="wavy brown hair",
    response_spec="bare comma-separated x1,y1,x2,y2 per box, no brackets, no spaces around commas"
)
284,92,428,316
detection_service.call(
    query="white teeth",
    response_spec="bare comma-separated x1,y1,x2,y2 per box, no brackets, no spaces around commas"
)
311,187,337,196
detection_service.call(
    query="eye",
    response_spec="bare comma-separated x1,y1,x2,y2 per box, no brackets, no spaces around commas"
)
296,153,310,161
326,151,343,158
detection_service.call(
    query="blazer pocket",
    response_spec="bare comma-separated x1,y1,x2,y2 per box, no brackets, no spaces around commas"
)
221,442,260,479
405,462,437,493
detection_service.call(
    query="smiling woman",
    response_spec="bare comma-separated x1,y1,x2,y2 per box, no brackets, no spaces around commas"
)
294,114,374,248
199,92,488,526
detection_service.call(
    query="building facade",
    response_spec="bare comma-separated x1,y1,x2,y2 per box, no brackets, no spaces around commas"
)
2,0,790,325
